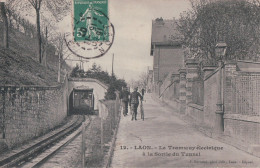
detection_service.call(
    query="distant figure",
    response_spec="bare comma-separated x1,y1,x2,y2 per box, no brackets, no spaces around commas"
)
120,87,130,116
141,88,145,97
129,87,143,121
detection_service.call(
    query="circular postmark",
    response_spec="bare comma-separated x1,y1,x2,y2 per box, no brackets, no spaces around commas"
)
64,6,115,60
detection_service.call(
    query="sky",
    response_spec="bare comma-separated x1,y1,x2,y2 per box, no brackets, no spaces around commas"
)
62,0,191,82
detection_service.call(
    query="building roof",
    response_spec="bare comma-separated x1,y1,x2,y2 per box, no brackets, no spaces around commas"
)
151,18,183,45
150,18,183,56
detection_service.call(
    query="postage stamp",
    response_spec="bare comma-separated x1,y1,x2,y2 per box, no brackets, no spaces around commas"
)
73,0,109,42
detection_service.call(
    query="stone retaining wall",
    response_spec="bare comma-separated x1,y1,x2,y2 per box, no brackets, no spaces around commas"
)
0,77,68,149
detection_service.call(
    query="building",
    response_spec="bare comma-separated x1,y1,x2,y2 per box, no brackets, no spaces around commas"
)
150,17,184,94
146,69,153,93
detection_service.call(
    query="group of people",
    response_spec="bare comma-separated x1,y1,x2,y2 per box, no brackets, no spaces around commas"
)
120,87,145,121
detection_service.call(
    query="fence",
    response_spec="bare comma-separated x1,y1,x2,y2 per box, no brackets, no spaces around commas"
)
155,60,260,155
84,95,121,167
231,72,260,116
99,98,121,144
224,72,260,144
95,93,121,167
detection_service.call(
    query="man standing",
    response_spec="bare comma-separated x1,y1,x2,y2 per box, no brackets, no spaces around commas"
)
129,87,143,121
141,88,145,97
120,87,130,116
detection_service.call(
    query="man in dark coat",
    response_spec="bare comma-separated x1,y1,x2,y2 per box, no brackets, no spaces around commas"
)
120,87,130,116
141,88,145,97
129,87,143,121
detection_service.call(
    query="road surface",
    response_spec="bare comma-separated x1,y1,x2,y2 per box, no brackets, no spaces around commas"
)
111,94,260,167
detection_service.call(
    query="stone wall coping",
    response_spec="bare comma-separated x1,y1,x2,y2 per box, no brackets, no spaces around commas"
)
159,81,175,98
187,103,204,111
224,60,237,65
237,60,260,64
202,66,217,72
204,66,223,81
0,85,61,91
224,114,260,123
178,68,186,74
185,59,199,65
172,73,180,76
235,71,260,75
0,74,68,91
99,99,114,107
174,98,180,103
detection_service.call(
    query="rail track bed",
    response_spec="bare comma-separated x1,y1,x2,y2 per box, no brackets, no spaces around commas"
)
0,115,89,168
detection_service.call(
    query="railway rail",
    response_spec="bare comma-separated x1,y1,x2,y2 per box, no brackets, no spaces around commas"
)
0,115,90,168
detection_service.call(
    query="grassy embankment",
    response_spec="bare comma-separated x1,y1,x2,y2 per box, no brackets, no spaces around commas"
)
0,23,70,86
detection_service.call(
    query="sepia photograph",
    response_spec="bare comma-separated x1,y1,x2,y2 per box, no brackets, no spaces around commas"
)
1,0,260,167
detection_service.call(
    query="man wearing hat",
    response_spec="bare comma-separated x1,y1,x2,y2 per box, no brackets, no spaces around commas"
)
120,87,130,116
129,87,143,121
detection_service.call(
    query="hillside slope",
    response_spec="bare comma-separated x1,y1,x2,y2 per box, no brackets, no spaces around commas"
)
0,23,70,86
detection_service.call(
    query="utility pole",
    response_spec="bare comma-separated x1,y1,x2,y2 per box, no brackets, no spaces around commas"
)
0,2,9,48
80,57,82,70
82,121,86,168
58,52,61,83
44,26,48,67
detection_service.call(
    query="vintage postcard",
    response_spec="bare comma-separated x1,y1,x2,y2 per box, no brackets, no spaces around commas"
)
0,0,260,167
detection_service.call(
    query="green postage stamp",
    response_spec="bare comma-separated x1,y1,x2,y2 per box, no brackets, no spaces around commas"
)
73,0,109,42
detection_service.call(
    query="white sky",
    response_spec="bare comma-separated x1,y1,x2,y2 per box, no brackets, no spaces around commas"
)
62,0,191,82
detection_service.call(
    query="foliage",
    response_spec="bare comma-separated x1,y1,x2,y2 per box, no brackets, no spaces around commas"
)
70,63,127,100
177,0,260,64
70,64,82,78
128,71,148,91
104,84,116,100
7,0,71,63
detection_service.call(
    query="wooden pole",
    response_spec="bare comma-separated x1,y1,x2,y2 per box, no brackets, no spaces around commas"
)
44,26,48,67
112,54,114,76
0,2,9,48
82,120,86,168
101,116,103,155
58,52,61,82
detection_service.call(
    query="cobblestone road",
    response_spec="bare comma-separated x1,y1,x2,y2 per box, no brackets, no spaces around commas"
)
111,94,260,167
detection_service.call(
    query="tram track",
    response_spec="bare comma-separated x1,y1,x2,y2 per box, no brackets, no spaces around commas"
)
0,115,91,168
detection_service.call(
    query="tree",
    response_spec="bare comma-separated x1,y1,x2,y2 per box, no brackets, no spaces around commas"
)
138,72,149,90
70,64,80,77
0,2,9,48
177,0,260,64
10,0,71,63
50,32,65,81
70,63,127,100
128,71,149,91
104,85,116,100
0,0,21,48
26,0,43,63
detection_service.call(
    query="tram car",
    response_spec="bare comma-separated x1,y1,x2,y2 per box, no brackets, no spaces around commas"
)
70,88,94,115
